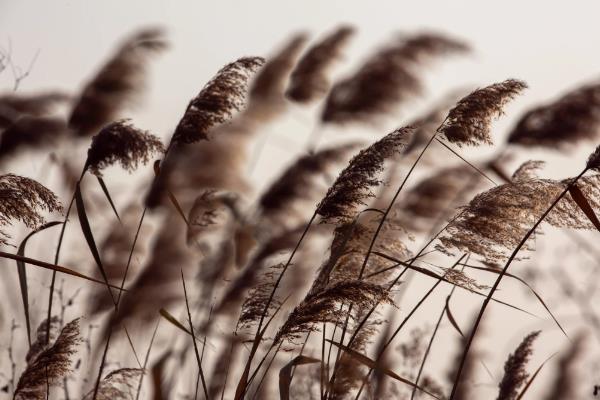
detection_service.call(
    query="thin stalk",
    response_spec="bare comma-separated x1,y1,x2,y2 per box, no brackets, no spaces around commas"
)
448,167,588,400
135,319,160,400
353,254,467,399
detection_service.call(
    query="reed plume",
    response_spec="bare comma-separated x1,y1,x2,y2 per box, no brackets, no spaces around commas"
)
26,317,61,363
0,116,67,161
14,318,81,400
274,280,391,343
0,174,62,245
322,33,468,124
496,331,540,400
286,26,355,103
438,79,527,146
0,91,69,127
438,162,600,262
394,164,482,232
82,368,143,400
86,119,164,176
247,34,308,120
257,142,360,229
317,127,413,223
508,81,600,147
171,56,265,145
69,27,168,137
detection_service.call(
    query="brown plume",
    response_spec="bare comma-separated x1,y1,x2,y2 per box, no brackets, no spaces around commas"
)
171,56,265,145
0,91,69,127
394,164,483,232
0,116,67,161
86,119,164,176
69,27,167,137
286,26,355,103
497,331,540,400
247,34,308,120
0,174,62,245
321,33,468,124
82,368,144,400
317,127,413,223
439,79,527,146
274,280,391,343
14,319,81,400
508,82,600,148
438,163,600,262
258,142,360,228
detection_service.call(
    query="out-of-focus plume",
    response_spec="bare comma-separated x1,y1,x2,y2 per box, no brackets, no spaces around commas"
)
257,142,361,231
0,116,67,161
394,165,483,233
86,119,164,176
0,91,69,127
543,333,586,400
246,34,308,121
69,27,168,137
317,127,413,223
508,82,600,148
439,79,527,146
286,26,355,103
321,33,469,125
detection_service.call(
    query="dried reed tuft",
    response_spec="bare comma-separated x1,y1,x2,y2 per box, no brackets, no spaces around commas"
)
286,26,355,103
69,27,168,137
171,57,265,145
496,331,540,400
317,127,413,223
508,82,600,148
82,368,144,400
439,79,527,146
86,119,164,176
438,163,600,262
0,174,62,245
14,318,81,400
274,280,391,343
322,33,468,124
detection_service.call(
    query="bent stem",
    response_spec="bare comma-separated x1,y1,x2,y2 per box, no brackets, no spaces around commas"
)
448,167,588,400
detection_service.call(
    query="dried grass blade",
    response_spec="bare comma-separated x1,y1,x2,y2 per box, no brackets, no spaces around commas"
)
444,296,464,338
0,250,125,288
568,184,600,231
75,183,116,304
459,263,567,338
325,340,441,399
96,176,121,222
279,355,319,400
16,221,61,346
159,308,191,335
